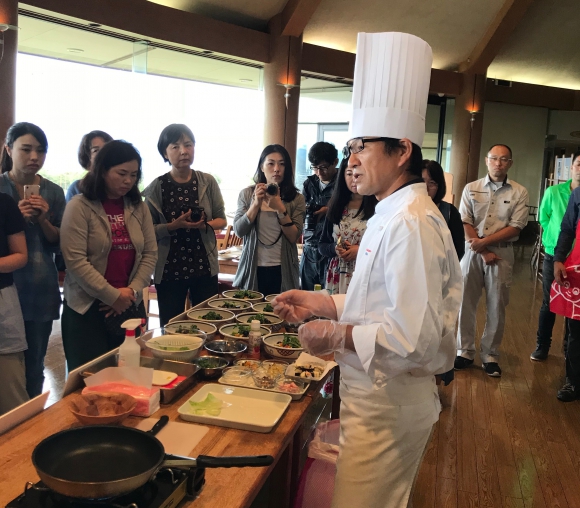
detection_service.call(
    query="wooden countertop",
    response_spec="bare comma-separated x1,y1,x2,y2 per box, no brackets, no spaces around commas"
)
0,362,330,507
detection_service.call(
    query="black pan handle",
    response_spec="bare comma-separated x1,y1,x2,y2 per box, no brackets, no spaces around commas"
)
196,454,274,468
148,415,169,436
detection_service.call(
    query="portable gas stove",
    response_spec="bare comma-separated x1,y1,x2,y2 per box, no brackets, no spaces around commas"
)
6,468,205,508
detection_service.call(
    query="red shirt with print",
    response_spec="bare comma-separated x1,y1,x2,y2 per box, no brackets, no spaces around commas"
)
102,198,136,289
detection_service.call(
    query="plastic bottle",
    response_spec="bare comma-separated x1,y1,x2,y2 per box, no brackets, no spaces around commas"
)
313,284,322,292
247,320,261,360
118,318,144,367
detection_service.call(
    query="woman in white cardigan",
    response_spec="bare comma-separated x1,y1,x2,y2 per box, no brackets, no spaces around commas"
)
60,140,157,371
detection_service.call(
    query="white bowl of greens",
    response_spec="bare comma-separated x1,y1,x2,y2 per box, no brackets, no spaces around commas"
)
186,308,236,325
164,320,217,340
219,323,271,341
222,289,264,303
207,298,252,314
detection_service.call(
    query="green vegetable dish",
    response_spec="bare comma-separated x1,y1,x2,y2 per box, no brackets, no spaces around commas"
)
200,311,224,320
189,393,224,416
276,334,302,349
263,303,274,312
174,324,199,334
233,290,259,299
219,301,241,309
246,313,272,324
231,325,251,338
196,358,223,369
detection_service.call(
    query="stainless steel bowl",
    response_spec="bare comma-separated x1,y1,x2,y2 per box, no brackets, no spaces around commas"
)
192,356,229,379
204,339,248,361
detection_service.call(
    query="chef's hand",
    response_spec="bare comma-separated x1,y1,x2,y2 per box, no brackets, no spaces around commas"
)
272,289,337,323
554,261,568,285
298,320,347,356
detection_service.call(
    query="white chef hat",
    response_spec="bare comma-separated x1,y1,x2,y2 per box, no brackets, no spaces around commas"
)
350,32,433,148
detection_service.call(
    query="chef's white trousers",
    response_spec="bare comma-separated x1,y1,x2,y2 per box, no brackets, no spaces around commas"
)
456,244,514,363
331,379,437,508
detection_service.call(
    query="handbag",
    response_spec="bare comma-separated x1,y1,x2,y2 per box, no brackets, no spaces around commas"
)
102,301,147,339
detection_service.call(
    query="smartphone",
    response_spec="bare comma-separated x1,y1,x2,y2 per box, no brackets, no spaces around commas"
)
23,184,40,200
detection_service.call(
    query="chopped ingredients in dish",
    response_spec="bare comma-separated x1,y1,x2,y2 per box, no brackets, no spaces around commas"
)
295,363,324,378
219,301,241,309
233,289,259,299
263,362,287,377
278,380,303,393
276,334,301,348
246,313,272,324
174,324,199,334
196,358,223,369
231,325,251,337
201,311,224,320
263,303,274,312
236,360,261,371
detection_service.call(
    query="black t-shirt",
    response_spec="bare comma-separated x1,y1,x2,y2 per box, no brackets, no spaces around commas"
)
0,192,26,289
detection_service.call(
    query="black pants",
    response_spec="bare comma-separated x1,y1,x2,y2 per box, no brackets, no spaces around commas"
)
299,244,327,291
566,319,580,386
537,254,568,348
256,266,282,297
61,300,126,372
156,274,218,327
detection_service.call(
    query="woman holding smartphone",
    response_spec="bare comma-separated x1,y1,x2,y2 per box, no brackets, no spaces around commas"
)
0,122,65,398
143,124,226,326
234,145,305,295
318,157,377,294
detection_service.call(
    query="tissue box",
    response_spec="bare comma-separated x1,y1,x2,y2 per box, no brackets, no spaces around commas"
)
83,367,160,417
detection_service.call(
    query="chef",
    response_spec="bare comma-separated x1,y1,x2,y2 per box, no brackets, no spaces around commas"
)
273,32,463,508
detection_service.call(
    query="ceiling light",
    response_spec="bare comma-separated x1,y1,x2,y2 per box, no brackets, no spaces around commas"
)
67,48,84,53
0,23,18,32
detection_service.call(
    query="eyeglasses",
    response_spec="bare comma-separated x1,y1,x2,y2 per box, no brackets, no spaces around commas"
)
342,137,389,158
487,156,512,164
310,164,331,172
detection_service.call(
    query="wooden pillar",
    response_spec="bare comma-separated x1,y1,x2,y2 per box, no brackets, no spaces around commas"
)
449,73,487,207
263,14,302,169
0,0,18,144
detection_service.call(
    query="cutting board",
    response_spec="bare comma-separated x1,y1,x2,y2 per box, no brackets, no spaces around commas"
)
136,418,209,456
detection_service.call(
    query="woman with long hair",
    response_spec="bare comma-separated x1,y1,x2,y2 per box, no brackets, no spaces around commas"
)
143,124,226,326
422,160,464,260
0,122,66,397
60,140,157,371
66,130,113,202
318,157,377,294
233,145,305,295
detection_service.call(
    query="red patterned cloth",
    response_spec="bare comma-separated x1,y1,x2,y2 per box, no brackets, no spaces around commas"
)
550,219,580,319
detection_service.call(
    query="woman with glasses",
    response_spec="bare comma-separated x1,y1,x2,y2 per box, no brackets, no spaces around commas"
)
234,145,305,296
66,130,113,202
319,157,377,294
422,160,464,260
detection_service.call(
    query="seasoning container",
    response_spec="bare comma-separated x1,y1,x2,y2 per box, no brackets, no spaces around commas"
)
247,319,261,359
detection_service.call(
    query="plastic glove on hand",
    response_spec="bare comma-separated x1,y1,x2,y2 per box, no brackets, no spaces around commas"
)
298,320,347,357
272,290,336,324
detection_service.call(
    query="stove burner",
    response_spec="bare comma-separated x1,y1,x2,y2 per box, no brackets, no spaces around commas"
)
6,468,205,508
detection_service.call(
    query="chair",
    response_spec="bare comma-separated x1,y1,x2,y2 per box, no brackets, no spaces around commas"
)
222,225,243,249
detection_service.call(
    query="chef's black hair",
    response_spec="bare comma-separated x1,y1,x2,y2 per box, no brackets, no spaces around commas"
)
382,138,423,178
308,142,338,166
157,124,196,163
422,160,446,204
1,122,48,173
326,157,377,224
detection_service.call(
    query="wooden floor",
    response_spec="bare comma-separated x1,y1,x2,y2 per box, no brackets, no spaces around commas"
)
43,249,580,507
412,248,580,508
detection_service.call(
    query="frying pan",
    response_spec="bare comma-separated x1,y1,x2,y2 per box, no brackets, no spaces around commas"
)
32,416,273,499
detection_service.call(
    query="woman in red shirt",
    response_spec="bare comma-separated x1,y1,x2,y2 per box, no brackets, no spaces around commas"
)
60,141,157,371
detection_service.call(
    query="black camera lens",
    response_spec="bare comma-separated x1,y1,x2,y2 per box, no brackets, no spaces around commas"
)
266,183,279,196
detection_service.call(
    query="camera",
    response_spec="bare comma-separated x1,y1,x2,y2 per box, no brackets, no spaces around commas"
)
304,203,322,231
183,206,204,223
266,183,279,196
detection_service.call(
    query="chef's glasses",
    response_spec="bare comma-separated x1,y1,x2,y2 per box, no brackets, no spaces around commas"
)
342,137,389,158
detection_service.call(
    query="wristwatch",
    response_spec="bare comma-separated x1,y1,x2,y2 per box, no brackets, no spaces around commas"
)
277,210,288,219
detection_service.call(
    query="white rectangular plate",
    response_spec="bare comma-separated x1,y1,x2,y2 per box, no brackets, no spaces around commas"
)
218,376,309,401
178,384,291,433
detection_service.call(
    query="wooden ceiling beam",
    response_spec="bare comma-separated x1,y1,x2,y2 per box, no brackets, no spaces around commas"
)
280,0,323,37
22,0,270,63
458,0,534,74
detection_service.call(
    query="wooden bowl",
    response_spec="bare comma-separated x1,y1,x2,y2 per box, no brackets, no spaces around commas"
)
68,392,136,425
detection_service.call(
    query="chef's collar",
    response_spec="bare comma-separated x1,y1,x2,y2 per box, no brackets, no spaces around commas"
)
392,178,425,195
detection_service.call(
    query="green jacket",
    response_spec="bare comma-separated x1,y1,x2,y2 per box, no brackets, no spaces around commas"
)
540,180,572,256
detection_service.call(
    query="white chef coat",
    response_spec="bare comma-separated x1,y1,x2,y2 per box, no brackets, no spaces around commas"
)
332,182,463,400
329,182,463,508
